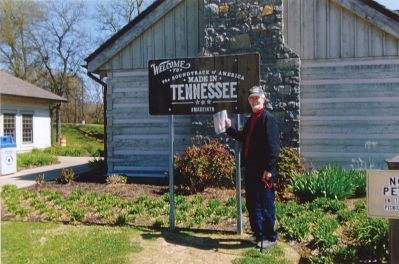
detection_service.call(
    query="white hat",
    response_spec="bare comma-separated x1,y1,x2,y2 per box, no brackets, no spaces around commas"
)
248,85,265,98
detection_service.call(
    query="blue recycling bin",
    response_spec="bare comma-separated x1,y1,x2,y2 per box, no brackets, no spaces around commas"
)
0,135,17,175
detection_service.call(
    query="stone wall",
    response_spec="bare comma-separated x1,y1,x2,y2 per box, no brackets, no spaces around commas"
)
199,0,300,148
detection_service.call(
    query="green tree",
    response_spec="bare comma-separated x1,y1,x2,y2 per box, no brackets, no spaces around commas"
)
32,1,90,141
0,0,92,142
0,0,45,81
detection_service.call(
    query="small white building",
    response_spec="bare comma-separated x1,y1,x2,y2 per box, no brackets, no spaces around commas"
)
0,71,67,153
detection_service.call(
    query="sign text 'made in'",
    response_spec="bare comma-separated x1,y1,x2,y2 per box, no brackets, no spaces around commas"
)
149,53,259,115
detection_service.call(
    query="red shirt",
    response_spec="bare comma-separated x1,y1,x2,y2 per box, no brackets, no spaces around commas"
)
244,108,264,159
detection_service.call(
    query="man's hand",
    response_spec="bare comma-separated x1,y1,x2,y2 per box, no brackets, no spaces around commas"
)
261,171,273,189
262,170,272,181
225,118,232,128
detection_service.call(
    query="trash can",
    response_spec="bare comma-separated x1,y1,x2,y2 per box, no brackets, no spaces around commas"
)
0,135,17,175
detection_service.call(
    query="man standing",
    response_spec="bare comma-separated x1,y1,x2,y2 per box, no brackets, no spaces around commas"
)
225,85,280,249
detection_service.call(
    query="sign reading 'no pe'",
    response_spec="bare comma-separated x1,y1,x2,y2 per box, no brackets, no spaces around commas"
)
367,170,399,219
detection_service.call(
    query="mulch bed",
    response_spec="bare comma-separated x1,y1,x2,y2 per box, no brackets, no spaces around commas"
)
4,171,248,232
24,172,238,201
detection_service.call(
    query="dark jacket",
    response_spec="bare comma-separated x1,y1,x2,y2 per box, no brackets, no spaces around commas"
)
226,109,280,178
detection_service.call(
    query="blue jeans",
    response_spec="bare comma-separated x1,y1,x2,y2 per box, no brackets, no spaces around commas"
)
245,167,277,242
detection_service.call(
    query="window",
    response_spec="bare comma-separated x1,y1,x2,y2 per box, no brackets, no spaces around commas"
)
22,115,33,143
3,114,16,140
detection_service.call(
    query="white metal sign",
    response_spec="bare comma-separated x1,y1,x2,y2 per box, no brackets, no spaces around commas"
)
367,170,399,219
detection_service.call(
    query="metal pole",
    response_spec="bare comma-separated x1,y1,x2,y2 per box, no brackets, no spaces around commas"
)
235,114,243,235
169,115,175,230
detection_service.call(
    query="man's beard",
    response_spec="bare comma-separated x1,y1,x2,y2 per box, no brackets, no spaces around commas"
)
251,103,263,112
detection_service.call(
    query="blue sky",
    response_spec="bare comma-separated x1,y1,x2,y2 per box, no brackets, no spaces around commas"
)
375,0,399,10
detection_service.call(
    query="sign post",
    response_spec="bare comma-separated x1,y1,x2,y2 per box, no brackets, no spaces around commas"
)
149,53,260,233
235,114,242,235
367,168,399,263
169,115,175,230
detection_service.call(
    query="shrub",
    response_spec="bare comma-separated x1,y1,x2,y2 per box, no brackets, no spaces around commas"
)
311,217,339,250
174,140,235,193
308,197,346,214
106,174,127,185
44,146,85,156
57,168,75,184
290,166,363,201
334,246,357,263
69,189,84,201
88,158,106,174
336,209,355,223
85,146,103,157
276,201,311,242
17,149,58,169
351,170,366,197
35,173,45,186
348,214,388,262
69,207,85,222
277,147,306,188
279,214,311,242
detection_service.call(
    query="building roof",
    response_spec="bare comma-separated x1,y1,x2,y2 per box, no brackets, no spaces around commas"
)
360,0,399,22
0,71,67,102
85,0,164,64
85,0,399,72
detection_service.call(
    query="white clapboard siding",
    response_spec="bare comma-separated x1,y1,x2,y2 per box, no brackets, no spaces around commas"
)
106,71,192,176
283,0,399,59
300,58,399,169
104,0,199,72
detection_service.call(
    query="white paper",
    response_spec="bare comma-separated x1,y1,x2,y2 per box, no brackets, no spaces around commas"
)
213,110,227,134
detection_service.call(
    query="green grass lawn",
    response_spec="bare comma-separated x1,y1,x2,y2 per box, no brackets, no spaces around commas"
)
16,124,104,170
17,149,59,170
1,222,141,264
1,221,293,264
54,124,103,146
47,123,104,157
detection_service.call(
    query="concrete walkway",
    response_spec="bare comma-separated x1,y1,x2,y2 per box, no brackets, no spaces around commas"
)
0,156,93,189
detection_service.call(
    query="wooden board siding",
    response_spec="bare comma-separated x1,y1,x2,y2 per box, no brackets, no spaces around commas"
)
92,0,200,176
283,0,399,60
300,58,399,169
104,0,199,71
106,71,192,176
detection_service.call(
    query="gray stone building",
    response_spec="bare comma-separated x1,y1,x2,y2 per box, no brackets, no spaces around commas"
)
85,0,399,176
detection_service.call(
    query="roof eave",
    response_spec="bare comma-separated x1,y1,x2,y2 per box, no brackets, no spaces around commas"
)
85,0,184,73
1,93,68,103
85,0,165,64
334,0,399,39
